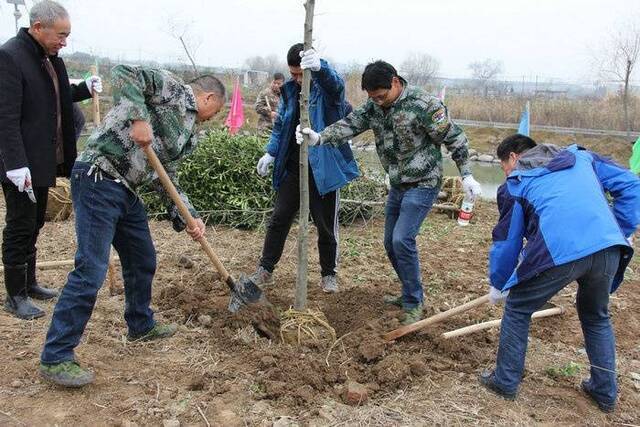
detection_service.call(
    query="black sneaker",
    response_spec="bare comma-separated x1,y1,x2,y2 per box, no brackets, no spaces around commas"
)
479,370,516,400
581,380,615,413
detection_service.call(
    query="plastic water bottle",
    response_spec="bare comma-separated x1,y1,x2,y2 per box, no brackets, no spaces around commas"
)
457,195,475,226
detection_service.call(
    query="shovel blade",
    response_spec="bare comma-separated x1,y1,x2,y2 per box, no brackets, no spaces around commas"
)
227,274,266,313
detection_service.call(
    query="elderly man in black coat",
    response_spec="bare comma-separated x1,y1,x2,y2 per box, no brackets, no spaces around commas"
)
0,0,101,319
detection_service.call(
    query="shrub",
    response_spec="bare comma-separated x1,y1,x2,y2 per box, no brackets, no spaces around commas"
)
140,129,274,228
140,129,387,228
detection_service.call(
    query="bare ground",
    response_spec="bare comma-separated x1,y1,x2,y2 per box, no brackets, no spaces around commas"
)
1,201,639,426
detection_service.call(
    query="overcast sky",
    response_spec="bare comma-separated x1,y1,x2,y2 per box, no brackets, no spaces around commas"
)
1,0,638,83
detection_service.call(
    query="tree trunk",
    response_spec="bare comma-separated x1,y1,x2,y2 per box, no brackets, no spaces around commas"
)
624,59,632,138
179,35,199,76
295,0,315,311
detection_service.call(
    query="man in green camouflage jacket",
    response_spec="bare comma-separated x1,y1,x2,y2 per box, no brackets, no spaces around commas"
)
255,72,284,137
40,65,226,387
297,61,482,325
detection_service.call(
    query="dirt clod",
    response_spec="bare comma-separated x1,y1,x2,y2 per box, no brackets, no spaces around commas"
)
358,336,386,362
342,381,369,406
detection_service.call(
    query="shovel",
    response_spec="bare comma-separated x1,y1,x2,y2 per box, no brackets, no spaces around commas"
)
383,294,490,342
142,145,273,319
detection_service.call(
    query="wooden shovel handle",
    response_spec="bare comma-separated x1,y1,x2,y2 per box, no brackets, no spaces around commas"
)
90,65,100,125
442,306,565,339
142,145,231,282
383,294,490,342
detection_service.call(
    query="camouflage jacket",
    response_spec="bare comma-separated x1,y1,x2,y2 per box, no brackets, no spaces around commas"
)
254,86,280,134
320,81,471,189
78,65,200,229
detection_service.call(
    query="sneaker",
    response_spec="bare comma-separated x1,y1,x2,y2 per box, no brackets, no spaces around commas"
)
40,361,95,387
248,266,273,287
581,379,615,413
479,370,517,400
321,275,338,293
127,322,178,342
401,304,423,326
383,295,403,307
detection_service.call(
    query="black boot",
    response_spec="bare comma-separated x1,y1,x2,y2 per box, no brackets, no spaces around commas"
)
26,255,58,300
3,263,45,320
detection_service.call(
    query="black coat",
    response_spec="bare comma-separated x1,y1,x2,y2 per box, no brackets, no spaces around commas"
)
0,28,92,187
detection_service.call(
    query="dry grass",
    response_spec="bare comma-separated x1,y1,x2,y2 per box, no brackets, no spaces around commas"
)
343,73,639,132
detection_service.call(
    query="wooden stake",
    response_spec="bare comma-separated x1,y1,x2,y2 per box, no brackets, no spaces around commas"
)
442,306,565,339
383,294,490,342
294,0,315,311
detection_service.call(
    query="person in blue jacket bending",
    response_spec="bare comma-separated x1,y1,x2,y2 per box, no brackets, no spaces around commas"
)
480,134,640,413
252,43,359,293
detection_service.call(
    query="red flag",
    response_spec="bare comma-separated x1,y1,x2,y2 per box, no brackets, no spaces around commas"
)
225,77,244,135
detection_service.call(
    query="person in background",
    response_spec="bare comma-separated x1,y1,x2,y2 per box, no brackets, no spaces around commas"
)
255,72,285,138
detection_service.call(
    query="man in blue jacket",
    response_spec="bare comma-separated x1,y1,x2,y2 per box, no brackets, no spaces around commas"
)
252,43,359,293
481,134,640,413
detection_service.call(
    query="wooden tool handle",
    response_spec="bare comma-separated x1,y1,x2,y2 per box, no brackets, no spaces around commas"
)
89,65,100,125
383,294,490,342
142,145,231,282
442,306,565,339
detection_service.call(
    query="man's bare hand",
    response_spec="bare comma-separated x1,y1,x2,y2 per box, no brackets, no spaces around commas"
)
130,120,154,147
186,218,206,241
270,111,277,120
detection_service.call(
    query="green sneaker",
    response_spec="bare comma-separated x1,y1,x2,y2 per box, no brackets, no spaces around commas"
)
128,322,178,342
40,361,95,387
401,304,423,326
383,295,403,307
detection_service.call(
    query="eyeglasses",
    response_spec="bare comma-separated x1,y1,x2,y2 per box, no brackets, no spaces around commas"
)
368,89,391,105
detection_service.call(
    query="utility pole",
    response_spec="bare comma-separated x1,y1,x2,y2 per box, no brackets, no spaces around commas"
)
6,0,26,34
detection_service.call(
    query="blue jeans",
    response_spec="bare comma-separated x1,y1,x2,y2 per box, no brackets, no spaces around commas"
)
494,246,620,405
384,186,439,309
41,162,157,364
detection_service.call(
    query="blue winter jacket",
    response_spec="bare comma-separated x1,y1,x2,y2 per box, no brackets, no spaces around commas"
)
489,144,640,293
265,60,359,195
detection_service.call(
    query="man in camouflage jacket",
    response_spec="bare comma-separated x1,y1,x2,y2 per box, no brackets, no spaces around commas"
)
297,61,482,325
254,72,284,137
39,65,225,387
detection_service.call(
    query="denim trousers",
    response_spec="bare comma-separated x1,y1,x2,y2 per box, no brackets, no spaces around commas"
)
41,162,157,364
494,246,621,405
384,185,439,309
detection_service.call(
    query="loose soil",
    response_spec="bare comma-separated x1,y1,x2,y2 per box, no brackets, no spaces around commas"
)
1,192,639,425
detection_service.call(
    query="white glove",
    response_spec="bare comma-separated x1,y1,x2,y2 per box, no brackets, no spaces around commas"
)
627,235,634,246
488,286,509,305
295,125,321,146
85,75,103,94
299,49,321,72
256,153,275,177
6,167,32,192
462,175,482,199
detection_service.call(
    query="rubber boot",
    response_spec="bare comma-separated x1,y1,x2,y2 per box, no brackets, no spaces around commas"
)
26,254,58,300
3,263,45,320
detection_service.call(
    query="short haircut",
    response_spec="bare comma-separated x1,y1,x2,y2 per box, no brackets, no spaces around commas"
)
287,43,304,67
189,75,226,100
361,60,398,91
30,0,69,27
496,134,538,161
273,72,285,81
